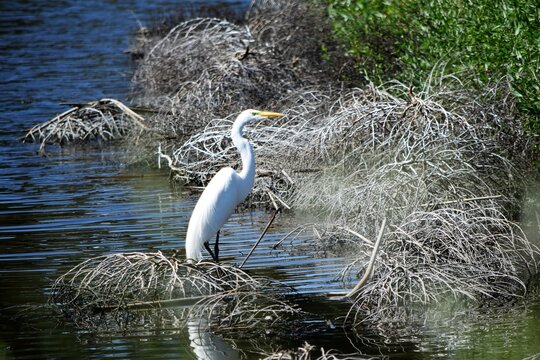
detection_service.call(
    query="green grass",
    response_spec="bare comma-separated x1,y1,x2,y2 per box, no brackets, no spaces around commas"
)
325,0,540,133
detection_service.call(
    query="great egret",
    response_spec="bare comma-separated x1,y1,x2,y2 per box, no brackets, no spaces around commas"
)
185,109,285,262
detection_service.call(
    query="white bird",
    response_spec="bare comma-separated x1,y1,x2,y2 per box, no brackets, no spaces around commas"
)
185,109,284,262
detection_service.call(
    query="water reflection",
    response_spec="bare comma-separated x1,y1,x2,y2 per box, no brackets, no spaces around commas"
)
187,320,240,360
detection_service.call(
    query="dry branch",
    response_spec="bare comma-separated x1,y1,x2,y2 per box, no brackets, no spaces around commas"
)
345,218,386,298
50,251,301,332
23,98,149,153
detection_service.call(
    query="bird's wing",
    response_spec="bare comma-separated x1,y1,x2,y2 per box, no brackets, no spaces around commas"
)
188,167,242,242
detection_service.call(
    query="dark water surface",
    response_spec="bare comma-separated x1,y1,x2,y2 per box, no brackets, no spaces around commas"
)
1,1,539,359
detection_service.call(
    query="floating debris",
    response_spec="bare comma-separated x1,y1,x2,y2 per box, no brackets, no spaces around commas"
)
23,98,148,153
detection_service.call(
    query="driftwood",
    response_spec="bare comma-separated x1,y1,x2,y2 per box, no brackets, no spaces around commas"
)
345,218,386,298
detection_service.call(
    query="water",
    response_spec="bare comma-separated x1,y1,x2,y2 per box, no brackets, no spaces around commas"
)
1,1,539,359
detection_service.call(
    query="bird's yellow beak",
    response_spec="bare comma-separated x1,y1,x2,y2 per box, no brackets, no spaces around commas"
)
258,111,285,118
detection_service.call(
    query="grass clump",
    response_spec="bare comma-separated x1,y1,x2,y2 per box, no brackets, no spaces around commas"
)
325,0,540,139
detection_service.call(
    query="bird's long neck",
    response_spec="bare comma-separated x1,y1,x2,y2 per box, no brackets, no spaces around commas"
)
232,121,255,198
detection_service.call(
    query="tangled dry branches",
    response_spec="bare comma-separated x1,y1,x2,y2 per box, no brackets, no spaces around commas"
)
23,98,148,153
261,342,351,360
51,251,300,331
337,207,539,323
130,0,349,137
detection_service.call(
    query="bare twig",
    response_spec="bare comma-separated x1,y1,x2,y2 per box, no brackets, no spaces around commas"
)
345,218,386,298
240,208,281,268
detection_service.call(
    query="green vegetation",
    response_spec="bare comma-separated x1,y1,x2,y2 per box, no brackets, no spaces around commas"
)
325,0,540,133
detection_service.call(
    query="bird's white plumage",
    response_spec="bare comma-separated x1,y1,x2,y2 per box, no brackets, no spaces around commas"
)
184,109,282,261
185,167,244,260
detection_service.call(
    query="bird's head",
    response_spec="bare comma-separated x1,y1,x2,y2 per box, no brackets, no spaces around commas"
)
233,109,285,135
241,109,285,122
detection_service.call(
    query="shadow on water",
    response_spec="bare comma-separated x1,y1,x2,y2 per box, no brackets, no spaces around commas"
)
1,0,540,359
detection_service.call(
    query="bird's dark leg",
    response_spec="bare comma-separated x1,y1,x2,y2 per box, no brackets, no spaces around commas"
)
204,241,218,262
214,230,220,263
